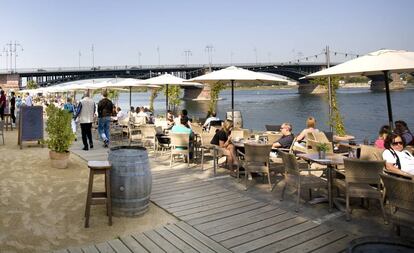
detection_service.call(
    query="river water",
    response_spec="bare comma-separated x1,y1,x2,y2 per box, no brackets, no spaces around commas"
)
110,87,414,143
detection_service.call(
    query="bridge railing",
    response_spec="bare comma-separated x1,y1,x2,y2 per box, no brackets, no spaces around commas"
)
0,62,336,74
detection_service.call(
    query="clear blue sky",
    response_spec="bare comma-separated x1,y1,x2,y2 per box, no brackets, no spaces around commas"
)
1,0,413,68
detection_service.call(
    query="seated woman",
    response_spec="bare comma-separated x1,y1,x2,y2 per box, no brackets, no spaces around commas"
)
210,119,238,170
374,125,389,149
166,110,175,130
382,133,414,176
296,116,319,143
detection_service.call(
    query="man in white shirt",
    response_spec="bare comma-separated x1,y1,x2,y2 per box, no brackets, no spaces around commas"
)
116,107,128,122
203,112,220,130
25,93,33,106
75,92,95,151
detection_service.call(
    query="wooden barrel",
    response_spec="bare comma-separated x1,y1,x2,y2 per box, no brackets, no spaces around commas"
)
348,236,414,252
109,146,152,216
226,111,243,128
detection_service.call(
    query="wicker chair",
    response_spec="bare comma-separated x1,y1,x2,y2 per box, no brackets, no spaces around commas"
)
359,144,383,161
380,173,414,235
127,124,142,145
238,143,273,191
335,158,387,223
279,151,327,212
200,132,216,171
170,133,190,168
140,125,157,151
266,133,283,145
265,124,281,131
231,128,250,140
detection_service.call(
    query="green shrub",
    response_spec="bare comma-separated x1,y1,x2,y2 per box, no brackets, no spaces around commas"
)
316,142,330,152
45,104,76,153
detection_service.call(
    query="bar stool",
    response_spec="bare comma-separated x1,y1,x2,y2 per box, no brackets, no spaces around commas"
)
4,113,13,131
84,161,112,228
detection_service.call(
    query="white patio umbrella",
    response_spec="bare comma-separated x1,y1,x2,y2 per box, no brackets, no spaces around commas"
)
142,74,202,114
305,49,414,128
101,78,161,108
188,66,288,120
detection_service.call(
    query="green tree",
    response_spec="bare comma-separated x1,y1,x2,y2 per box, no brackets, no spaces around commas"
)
149,87,162,112
208,83,226,115
26,80,38,89
310,76,346,136
163,85,182,112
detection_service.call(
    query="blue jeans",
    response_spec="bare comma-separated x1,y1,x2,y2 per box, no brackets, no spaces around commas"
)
98,116,111,142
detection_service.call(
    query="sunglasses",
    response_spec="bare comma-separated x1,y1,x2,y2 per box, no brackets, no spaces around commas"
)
392,141,403,146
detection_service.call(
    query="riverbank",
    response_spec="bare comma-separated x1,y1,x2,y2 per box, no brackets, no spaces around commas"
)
0,130,177,253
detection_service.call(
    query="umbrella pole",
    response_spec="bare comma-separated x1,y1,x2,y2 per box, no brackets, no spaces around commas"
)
231,80,234,122
129,86,132,109
383,70,394,130
166,84,169,118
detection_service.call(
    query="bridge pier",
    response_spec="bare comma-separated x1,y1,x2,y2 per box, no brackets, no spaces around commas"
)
0,74,21,93
367,73,406,91
297,83,327,94
183,85,211,101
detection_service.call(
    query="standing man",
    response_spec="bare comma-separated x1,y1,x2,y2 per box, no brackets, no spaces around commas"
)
10,91,16,127
75,91,95,151
0,90,6,120
25,92,33,106
97,90,113,148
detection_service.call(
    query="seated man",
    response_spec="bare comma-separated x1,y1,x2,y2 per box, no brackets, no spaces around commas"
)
116,107,127,122
272,122,295,149
203,112,220,131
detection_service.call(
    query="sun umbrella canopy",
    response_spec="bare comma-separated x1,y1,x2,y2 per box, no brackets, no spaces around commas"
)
188,66,288,120
144,74,201,86
142,74,202,114
306,49,414,78
189,66,288,83
305,49,414,129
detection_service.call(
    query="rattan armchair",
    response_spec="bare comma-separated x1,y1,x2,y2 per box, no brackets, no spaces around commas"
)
200,132,216,171
335,158,387,223
380,173,414,235
238,143,273,191
170,133,191,168
279,151,327,212
140,125,157,151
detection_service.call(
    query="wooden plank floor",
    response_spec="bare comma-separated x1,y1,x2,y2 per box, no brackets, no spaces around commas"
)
58,149,354,252
149,169,354,253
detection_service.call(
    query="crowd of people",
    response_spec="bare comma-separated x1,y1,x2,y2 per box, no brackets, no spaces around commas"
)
2,85,414,178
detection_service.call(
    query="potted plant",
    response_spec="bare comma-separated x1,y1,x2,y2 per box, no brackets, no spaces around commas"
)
45,104,76,169
316,142,330,159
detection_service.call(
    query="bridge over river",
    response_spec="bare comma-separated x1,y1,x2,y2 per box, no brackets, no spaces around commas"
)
0,62,404,99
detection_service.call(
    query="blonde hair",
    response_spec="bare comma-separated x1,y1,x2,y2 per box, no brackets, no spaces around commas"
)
306,117,316,128
222,120,233,134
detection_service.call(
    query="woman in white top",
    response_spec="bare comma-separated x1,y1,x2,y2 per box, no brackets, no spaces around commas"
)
382,133,414,176
296,116,319,143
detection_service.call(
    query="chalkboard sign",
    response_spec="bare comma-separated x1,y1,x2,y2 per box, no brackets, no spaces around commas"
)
18,106,44,149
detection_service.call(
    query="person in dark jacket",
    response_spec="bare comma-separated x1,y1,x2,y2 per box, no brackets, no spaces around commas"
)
10,91,16,126
97,91,113,147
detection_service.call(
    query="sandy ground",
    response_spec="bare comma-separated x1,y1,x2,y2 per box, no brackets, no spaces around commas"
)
0,130,177,253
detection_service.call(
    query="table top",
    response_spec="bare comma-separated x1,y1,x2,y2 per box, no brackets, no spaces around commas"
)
297,153,345,166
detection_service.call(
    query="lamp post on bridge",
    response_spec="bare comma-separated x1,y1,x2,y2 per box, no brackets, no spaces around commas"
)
13,41,23,73
205,44,213,72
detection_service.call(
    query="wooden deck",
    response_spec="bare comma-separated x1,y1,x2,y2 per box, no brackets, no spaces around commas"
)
55,150,354,253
